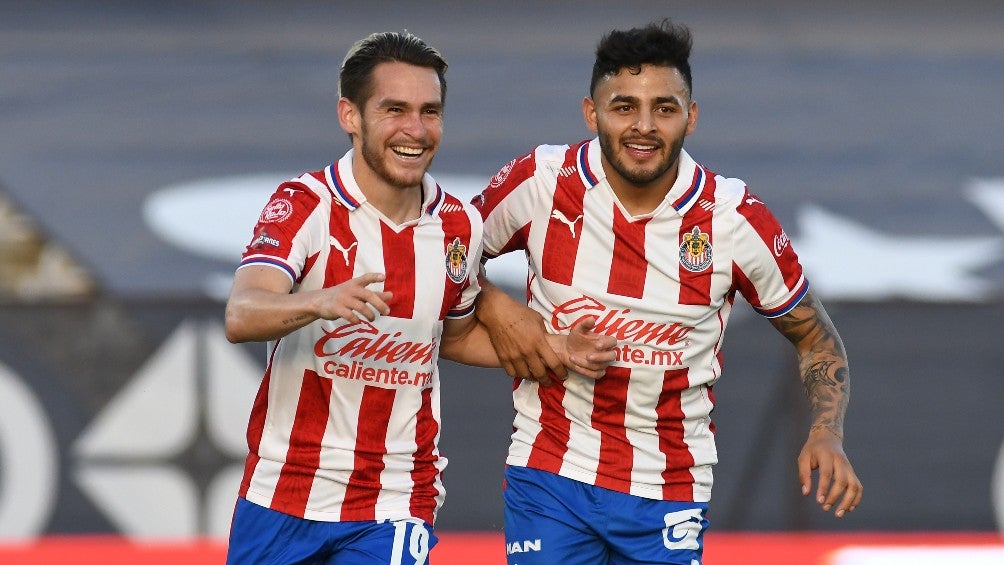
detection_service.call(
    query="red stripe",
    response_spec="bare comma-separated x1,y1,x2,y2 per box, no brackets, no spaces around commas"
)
541,146,586,285
656,368,697,501
271,369,333,516
439,194,474,320
238,349,277,498
245,182,320,267
731,262,760,307
409,386,440,524
678,174,717,305
526,382,570,473
592,366,633,492
474,151,538,220
341,386,396,521
324,201,357,287
382,223,416,319
736,189,804,291
607,207,649,298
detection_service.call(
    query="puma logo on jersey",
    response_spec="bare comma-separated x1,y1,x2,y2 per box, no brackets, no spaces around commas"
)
745,196,763,206
329,235,357,266
282,187,299,197
550,210,583,237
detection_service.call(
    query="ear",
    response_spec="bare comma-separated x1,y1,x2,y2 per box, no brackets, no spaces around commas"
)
685,99,699,136
337,97,361,136
582,96,598,134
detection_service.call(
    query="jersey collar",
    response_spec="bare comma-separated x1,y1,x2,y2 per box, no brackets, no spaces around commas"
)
580,139,706,216
325,149,442,217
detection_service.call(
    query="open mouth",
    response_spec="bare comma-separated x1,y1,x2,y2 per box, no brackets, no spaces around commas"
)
392,145,424,158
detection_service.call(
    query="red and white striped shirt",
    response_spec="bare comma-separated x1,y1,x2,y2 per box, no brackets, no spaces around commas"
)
236,150,483,524
474,138,807,502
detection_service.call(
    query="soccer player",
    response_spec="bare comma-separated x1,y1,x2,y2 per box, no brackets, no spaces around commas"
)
223,31,615,564
473,19,863,564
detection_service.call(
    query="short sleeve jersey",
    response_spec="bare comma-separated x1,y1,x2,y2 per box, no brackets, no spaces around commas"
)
236,149,483,524
474,139,807,502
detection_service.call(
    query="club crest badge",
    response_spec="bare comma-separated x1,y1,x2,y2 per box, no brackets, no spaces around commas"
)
679,226,713,272
445,237,469,283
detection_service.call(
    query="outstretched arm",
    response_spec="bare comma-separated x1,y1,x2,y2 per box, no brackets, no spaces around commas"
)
769,290,862,518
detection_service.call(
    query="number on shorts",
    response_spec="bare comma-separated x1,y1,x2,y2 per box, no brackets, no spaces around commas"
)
390,520,430,565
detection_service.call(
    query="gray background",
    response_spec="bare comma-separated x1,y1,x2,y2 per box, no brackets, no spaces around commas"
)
1,0,1002,535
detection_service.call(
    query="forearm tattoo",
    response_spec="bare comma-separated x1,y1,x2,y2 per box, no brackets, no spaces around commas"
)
771,292,850,435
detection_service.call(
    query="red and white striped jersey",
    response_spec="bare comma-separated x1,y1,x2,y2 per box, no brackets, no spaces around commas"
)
236,149,483,525
474,138,807,502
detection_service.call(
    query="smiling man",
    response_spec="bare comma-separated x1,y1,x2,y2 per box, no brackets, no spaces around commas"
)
473,19,862,565
222,31,615,565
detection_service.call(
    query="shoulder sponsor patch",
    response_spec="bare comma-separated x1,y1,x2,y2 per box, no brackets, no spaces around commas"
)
251,230,281,249
259,198,293,223
489,157,517,189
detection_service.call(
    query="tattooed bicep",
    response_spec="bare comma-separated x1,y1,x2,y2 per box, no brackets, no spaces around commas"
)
768,291,842,349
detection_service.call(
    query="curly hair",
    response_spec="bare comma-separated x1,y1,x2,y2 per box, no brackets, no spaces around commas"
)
590,19,693,97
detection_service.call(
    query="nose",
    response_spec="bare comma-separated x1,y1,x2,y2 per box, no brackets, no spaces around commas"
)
401,110,427,137
634,111,656,133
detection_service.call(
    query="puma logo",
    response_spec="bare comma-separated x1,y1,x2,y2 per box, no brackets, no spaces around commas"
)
745,196,763,206
550,210,583,237
283,187,299,197
329,235,357,266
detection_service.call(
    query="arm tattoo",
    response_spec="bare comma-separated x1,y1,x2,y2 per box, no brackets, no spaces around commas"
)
770,292,850,435
281,314,310,327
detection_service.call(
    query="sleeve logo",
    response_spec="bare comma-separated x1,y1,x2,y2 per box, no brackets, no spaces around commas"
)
679,226,713,272
445,237,469,283
488,157,517,189
259,198,293,224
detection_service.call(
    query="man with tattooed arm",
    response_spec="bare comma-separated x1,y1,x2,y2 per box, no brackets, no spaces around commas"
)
472,19,862,565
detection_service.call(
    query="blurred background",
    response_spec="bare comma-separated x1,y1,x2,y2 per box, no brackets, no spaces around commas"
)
1,0,1002,560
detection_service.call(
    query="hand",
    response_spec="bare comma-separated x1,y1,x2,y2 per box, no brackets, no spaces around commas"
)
479,290,567,385
558,318,616,379
797,426,862,518
316,272,393,323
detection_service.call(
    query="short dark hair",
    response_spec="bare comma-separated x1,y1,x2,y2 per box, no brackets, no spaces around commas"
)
339,31,448,106
590,19,693,97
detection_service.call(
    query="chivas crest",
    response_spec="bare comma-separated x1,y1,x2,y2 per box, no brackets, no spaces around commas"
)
679,226,713,272
445,237,469,283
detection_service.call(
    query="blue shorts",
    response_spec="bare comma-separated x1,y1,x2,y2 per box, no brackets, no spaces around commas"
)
227,497,438,564
503,466,709,565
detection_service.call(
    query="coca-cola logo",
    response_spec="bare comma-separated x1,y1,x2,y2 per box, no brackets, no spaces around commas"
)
773,230,790,257
313,320,435,365
551,296,693,346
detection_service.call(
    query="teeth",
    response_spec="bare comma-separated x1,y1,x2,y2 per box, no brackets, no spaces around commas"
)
393,146,423,156
626,143,656,150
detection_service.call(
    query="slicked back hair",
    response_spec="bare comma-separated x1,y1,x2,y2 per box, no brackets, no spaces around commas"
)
590,19,693,98
339,31,448,107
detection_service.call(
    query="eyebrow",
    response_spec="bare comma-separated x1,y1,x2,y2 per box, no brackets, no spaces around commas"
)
375,98,444,112
609,94,684,106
